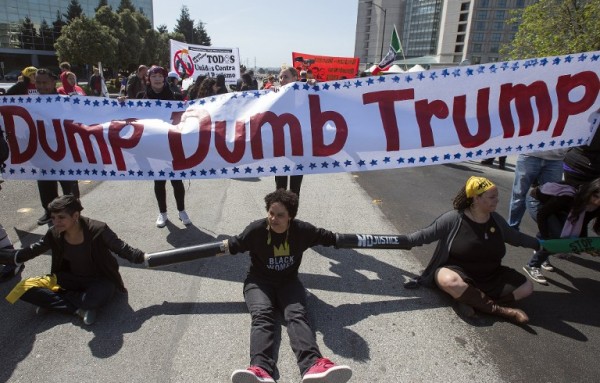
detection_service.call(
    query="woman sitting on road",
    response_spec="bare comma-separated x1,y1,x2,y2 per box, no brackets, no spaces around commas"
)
402,176,540,325
229,189,351,383
523,178,600,285
0,195,145,325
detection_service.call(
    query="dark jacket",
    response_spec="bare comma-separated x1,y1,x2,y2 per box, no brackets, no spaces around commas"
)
6,79,29,95
16,217,144,291
137,85,175,101
126,73,146,99
404,210,539,287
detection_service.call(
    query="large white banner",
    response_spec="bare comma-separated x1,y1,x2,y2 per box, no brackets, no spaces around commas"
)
1,51,599,181
169,39,240,85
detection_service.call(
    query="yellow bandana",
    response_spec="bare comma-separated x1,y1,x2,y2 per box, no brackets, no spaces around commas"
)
21,66,37,78
465,176,495,198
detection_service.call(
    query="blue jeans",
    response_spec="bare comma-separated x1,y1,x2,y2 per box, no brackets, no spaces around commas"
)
526,200,568,267
508,155,563,230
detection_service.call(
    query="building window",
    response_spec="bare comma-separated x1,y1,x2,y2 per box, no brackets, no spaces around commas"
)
497,0,507,7
472,32,484,42
473,44,482,53
495,10,506,19
489,57,499,62
475,21,486,31
490,44,499,53
477,10,488,19
457,23,467,32
471,56,482,64
455,45,464,53
480,0,489,7
459,13,469,22
493,21,504,30
461,2,470,11
516,0,525,7
456,34,465,43
491,33,502,42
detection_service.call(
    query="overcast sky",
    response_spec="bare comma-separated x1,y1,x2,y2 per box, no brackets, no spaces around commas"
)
152,0,359,68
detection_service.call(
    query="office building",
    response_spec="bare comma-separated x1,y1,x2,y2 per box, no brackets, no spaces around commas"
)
0,0,153,76
355,0,536,70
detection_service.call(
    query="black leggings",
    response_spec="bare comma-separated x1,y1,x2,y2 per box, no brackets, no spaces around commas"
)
20,273,116,314
154,180,185,213
275,175,303,198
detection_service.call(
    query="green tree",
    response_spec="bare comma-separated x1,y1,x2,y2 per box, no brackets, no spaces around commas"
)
194,21,211,46
115,9,143,69
174,5,195,43
53,10,66,40
157,24,168,34
38,19,54,50
95,0,110,12
19,17,37,49
95,5,119,27
64,0,84,23
117,0,136,13
54,17,118,67
502,0,600,59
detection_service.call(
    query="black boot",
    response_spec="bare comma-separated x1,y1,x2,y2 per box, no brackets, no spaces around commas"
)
456,286,528,325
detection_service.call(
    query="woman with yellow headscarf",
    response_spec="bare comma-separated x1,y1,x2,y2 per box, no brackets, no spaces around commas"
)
401,176,541,325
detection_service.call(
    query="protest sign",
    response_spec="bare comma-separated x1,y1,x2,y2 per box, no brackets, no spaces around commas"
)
170,39,240,85
1,52,598,181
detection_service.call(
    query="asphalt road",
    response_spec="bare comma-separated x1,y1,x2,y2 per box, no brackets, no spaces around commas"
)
0,159,598,382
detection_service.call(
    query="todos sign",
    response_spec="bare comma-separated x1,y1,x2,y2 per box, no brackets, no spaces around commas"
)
170,39,241,85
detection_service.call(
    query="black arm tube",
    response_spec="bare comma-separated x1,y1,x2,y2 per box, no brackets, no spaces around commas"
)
335,233,410,249
0,248,19,265
144,240,229,268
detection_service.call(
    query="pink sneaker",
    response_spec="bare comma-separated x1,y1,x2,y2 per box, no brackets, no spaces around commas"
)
231,365,275,383
302,358,352,383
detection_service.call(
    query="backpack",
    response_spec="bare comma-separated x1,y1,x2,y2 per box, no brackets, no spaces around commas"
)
0,127,9,171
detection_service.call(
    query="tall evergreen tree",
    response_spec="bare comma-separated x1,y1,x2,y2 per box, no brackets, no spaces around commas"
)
117,0,136,13
64,0,84,22
95,0,110,12
53,11,66,42
19,17,37,49
174,5,194,43
194,21,211,46
38,19,55,50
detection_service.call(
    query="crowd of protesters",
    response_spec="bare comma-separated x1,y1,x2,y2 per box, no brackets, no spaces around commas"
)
2,61,600,383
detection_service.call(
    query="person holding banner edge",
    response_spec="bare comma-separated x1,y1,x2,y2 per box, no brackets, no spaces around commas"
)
401,176,540,325
135,65,192,228
523,178,600,284
273,67,309,199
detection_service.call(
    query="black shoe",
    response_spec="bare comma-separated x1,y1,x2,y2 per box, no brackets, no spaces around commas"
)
480,158,494,165
37,212,51,225
76,309,97,325
0,264,24,283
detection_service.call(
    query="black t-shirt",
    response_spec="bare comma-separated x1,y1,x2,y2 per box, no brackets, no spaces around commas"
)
228,218,337,283
448,215,505,280
62,241,97,277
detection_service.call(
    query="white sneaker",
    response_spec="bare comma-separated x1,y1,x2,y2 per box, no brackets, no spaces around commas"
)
178,210,192,225
156,212,168,228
